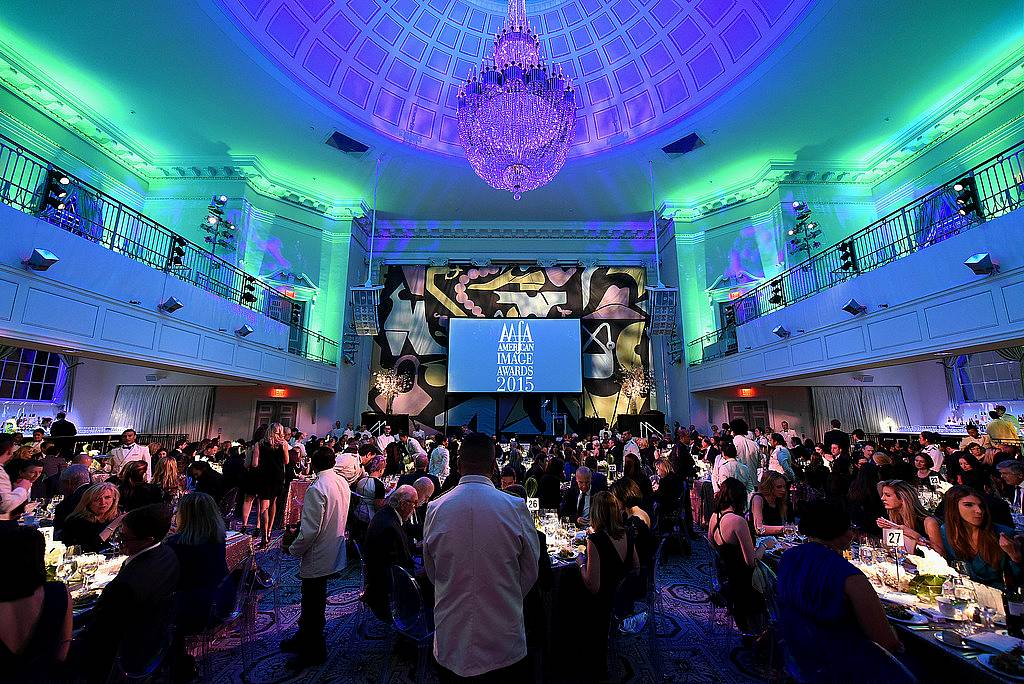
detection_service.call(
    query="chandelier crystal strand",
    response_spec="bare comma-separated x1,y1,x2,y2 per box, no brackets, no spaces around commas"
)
457,0,576,200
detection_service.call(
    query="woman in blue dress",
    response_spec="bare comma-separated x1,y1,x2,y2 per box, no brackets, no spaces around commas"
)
939,485,1024,590
777,500,906,682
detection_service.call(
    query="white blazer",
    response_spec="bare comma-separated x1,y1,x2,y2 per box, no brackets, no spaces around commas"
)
289,469,351,579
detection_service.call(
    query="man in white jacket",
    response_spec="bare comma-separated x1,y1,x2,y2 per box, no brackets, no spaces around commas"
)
730,419,762,476
283,446,350,670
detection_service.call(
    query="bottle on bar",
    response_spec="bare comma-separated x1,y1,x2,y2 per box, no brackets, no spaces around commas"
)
1004,569,1024,638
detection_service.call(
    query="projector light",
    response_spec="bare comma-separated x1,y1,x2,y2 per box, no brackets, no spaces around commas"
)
964,253,999,276
772,325,790,339
235,324,254,337
842,298,867,316
158,297,184,314
23,249,59,271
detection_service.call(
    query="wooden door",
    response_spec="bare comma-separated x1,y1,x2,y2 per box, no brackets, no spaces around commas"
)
254,401,299,431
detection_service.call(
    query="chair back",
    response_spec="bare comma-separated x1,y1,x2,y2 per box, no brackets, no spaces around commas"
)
255,542,283,590
352,539,370,594
651,536,668,591
389,565,432,640
612,571,651,635
219,487,240,519
524,477,538,498
215,554,256,625
111,592,178,680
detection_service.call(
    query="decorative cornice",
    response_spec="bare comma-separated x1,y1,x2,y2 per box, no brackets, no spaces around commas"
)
0,38,365,220
660,45,1024,221
361,220,655,241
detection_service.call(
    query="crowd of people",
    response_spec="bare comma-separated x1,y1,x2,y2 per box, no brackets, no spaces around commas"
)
3,408,1024,682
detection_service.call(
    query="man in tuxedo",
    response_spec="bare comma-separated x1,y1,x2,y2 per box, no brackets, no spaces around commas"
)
76,504,180,681
398,454,440,493
822,419,851,456
363,485,418,620
49,411,78,458
559,466,595,525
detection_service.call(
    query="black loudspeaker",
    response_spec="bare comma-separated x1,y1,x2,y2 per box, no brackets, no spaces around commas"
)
577,417,607,437
616,414,642,435
361,412,410,434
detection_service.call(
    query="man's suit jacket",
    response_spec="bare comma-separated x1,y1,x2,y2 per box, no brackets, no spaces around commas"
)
559,483,593,520
364,505,414,620
590,472,608,494
79,544,181,680
822,429,851,455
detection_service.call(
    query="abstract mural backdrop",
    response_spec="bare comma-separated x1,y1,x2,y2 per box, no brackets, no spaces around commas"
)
368,265,652,435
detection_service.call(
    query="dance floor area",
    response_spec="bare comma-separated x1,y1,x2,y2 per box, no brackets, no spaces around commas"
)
201,536,768,684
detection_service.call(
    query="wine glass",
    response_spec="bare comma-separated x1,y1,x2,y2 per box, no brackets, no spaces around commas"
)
860,544,874,566
80,562,97,592
55,559,77,585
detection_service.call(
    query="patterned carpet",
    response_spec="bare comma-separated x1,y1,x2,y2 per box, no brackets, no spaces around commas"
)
199,535,770,684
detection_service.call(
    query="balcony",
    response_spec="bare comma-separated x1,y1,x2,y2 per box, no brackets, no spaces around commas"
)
0,133,338,366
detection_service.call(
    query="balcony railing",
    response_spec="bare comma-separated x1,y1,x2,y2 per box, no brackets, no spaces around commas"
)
689,138,1024,366
0,133,338,366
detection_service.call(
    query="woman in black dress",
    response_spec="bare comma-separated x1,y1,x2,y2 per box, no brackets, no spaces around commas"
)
0,527,72,680
578,491,639,679
537,458,564,510
60,483,123,552
252,422,287,547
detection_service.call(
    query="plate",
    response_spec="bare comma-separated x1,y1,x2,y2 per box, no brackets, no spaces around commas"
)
934,630,976,650
977,654,1024,681
887,610,929,625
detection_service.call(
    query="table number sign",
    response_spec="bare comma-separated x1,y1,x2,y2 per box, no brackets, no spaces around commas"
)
527,497,539,512
885,528,904,548
929,475,940,487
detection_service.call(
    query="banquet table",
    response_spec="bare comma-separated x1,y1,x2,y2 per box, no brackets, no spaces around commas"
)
760,539,1021,682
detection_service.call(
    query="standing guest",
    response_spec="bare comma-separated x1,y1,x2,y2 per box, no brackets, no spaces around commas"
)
708,478,764,632
398,454,440,493
712,443,756,496
219,445,245,498
352,456,387,540
74,505,180,681
117,461,163,512
108,430,151,479
59,483,123,552
376,425,397,454
768,433,797,481
577,491,639,680
282,447,350,670
363,485,418,621
424,433,540,682
749,472,789,537
252,423,288,548
168,438,189,466
0,526,72,680
730,419,761,477
919,432,944,473
960,424,992,451
334,441,364,485
538,457,564,511
622,452,655,515
777,501,904,680
876,480,941,553
147,442,163,472
779,420,800,449
53,465,92,532
188,461,225,502
0,436,31,520
996,405,1022,436
939,486,1024,589
429,437,451,485
822,420,851,456
559,465,595,525
405,476,435,542
652,457,683,531
49,411,78,458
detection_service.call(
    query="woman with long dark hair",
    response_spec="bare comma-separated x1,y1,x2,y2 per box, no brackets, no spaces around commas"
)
707,477,764,632
876,479,941,553
939,486,1024,589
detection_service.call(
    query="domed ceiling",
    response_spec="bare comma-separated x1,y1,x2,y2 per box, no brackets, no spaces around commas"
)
215,0,813,157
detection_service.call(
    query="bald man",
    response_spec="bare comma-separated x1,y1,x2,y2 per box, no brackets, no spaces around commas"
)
363,485,418,620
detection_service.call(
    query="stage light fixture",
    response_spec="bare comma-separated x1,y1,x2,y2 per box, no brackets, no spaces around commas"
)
290,302,302,326
842,298,867,316
42,169,71,211
792,201,806,211
240,277,257,304
954,176,982,218
168,235,187,266
838,240,858,272
772,325,791,339
767,279,785,306
235,324,254,337
964,253,999,275
158,296,184,314
206,215,218,225
23,248,59,271
723,304,737,327
213,194,228,206
647,285,678,335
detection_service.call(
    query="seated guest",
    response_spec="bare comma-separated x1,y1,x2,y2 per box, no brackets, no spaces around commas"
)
578,491,639,680
152,456,181,502
997,460,1024,503
189,460,225,501
611,478,655,575
0,526,72,680
777,500,904,681
876,479,942,553
939,486,1024,589
363,485,418,621
559,465,594,525
652,457,683,532
623,452,655,515
404,476,435,542
60,483,123,552
165,492,229,631
117,461,163,512
537,457,564,511
74,504,180,681
913,453,934,487
749,472,789,537
955,452,988,485
53,464,92,533
707,477,764,633
846,464,884,535
397,453,440,493
499,465,518,490
523,453,545,487
10,458,44,502
583,455,608,493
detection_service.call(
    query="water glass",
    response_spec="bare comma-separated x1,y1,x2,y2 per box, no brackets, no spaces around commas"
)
860,545,874,566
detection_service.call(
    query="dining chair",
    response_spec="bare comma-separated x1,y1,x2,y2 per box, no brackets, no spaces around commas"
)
254,539,285,633
608,571,661,681
389,565,435,683
107,592,178,683
186,554,258,677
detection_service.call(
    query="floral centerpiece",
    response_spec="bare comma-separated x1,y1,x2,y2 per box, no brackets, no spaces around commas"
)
906,547,957,598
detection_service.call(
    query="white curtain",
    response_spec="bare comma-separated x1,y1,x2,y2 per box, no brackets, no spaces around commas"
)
861,386,911,432
811,386,910,438
110,385,214,440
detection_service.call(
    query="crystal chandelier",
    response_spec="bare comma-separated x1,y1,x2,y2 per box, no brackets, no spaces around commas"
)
456,0,577,200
